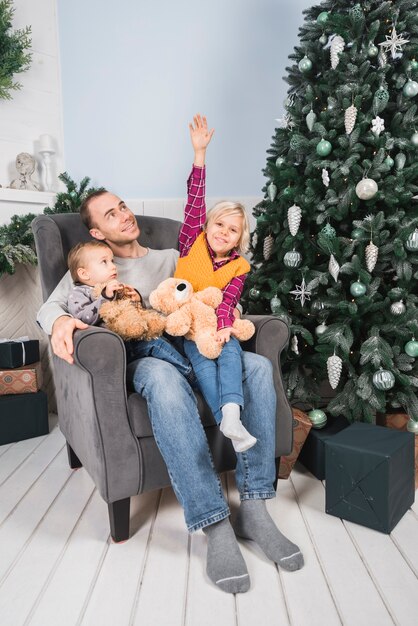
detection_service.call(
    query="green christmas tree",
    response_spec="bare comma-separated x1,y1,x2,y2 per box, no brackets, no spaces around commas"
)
243,0,418,427
0,0,31,100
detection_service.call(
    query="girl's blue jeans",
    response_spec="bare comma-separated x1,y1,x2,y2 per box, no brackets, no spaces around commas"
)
127,350,277,532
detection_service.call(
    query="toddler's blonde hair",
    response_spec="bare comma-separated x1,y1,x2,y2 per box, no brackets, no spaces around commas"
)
204,201,250,254
67,240,112,282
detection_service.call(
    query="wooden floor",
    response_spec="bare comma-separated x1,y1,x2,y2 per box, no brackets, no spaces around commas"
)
0,417,417,626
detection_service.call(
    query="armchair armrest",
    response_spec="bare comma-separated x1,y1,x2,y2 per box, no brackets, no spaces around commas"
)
242,315,293,456
53,326,141,502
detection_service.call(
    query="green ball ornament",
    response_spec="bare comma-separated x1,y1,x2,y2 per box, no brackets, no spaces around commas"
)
351,228,363,239
316,11,329,25
368,44,378,58
282,186,294,199
405,340,418,357
316,139,332,157
350,281,366,297
403,80,418,98
308,409,327,429
321,223,336,239
410,59,418,71
319,33,328,45
275,156,285,167
249,287,260,300
406,418,418,434
298,56,313,73
372,369,395,390
384,155,394,168
411,132,418,146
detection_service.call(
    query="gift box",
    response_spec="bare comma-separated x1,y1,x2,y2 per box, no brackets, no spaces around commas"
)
376,413,418,490
298,415,350,479
0,391,49,445
0,338,40,368
325,422,415,533
0,362,43,395
278,408,312,479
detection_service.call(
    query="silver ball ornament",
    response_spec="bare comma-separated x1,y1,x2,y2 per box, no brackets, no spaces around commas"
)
249,287,260,299
298,56,313,73
308,409,327,429
405,229,418,251
275,156,285,167
355,178,378,200
319,34,328,45
368,44,378,58
411,132,418,146
406,418,418,434
403,80,418,98
270,296,282,314
283,250,302,268
315,323,328,336
390,300,406,315
372,369,395,390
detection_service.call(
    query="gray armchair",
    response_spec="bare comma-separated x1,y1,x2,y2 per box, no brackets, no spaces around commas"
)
32,213,292,541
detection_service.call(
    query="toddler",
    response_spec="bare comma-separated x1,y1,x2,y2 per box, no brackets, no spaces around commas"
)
175,115,257,452
66,239,195,378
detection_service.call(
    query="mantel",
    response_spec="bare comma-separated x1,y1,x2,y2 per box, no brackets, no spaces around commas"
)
0,188,56,225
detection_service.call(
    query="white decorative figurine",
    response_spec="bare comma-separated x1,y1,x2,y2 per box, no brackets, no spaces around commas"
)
9,152,41,191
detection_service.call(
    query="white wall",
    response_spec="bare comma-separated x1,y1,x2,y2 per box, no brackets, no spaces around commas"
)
0,0,64,192
57,0,313,200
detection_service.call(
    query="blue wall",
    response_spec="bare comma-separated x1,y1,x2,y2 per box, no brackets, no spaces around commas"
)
57,0,312,198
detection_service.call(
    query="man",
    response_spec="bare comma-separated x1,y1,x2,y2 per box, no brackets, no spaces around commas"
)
38,115,304,593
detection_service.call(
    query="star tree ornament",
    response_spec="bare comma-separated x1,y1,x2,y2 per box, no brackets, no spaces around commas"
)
290,277,311,307
344,104,358,135
263,233,274,260
371,116,385,136
329,254,340,282
330,35,345,69
365,241,379,272
379,25,409,59
287,204,302,236
327,354,343,389
322,168,330,187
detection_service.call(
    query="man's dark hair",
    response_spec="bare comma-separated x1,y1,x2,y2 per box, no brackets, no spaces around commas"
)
79,189,109,230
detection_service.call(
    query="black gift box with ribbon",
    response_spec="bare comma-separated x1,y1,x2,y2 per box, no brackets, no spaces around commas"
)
0,338,40,368
0,391,49,445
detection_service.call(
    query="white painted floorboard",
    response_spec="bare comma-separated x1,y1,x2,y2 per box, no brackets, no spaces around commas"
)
0,418,417,626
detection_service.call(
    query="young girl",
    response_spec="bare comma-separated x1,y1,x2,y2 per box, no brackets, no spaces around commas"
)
175,115,257,452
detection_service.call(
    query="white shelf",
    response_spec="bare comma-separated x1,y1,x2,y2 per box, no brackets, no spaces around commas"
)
0,188,57,225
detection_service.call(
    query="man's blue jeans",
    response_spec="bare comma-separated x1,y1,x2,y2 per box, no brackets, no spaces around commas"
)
125,336,194,383
183,337,243,424
127,351,277,533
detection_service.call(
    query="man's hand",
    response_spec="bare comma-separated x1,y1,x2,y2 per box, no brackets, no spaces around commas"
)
189,114,214,166
216,327,233,344
51,315,88,364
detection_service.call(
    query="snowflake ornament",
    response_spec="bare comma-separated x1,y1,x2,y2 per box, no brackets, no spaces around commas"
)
371,116,385,136
290,277,311,307
378,25,409,59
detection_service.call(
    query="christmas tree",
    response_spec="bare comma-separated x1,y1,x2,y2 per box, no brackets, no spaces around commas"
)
244,0,418,428
0,0,31,100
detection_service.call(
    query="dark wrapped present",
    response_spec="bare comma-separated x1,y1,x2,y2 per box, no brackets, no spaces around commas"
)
325,423,415,533
0,337,40,368
298,415,349,479
0,391,49,445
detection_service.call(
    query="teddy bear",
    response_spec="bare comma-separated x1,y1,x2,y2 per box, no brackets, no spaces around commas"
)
149,277,255,359
96,284,166,341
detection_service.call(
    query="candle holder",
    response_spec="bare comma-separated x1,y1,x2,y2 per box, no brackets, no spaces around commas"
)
38,134,55,191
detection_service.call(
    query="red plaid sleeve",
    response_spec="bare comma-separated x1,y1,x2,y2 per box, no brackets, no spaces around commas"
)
216,274,247,330
178,165,206,257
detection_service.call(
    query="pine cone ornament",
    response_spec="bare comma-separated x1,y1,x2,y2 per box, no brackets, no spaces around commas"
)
377,50,387,67
252,231,258,248
365,241,378,272
344,105,358,134
287,204,302,236
327,354,343,389
329,254,340,282
263,234,274,260
267,182,277,202
291,335,299,355
330,35,345,69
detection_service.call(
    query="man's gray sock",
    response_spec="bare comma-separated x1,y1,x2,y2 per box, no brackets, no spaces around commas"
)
234,500,304,572
202,518,250,593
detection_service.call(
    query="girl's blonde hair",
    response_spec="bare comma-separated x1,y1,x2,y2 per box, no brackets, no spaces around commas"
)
204,201,250,254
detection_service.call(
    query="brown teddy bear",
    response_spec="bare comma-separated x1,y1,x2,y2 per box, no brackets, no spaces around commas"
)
149,277,255,359
96,284,166,341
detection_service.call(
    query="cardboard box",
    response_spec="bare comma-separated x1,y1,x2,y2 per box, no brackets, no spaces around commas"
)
325,423,415,533
278,408,312,479
376,412,418,490
0,362,43,395
298,415,350,479
0,391,49,445
0,339,40,368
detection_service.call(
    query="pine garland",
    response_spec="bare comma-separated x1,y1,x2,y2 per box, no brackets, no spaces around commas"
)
0,172,103,275
0,0,32,100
